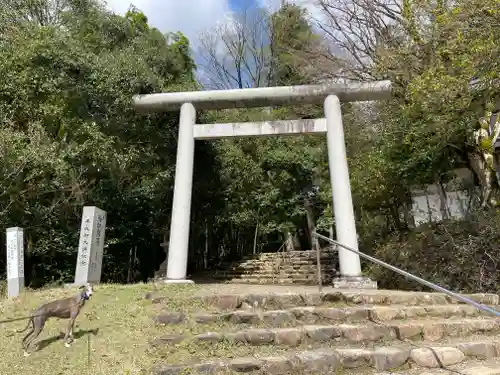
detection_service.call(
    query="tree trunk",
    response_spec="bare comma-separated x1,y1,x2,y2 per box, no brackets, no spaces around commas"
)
253,208,260,255
468,151,493,208
204,220,209,269
127,246,136,284
304,198,318,250
404,202,415,229
425,193,433,223
436,179,450,220
390,204,402,230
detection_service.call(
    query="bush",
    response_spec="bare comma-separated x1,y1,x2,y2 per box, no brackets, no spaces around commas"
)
368,210,500,293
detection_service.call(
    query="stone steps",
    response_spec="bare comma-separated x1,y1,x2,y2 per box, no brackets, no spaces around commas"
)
215,271,334,277
214,267,336,276
213,268,334,276
210,249,338,285
373,358,500,375
151,339,500,374
229,256,336,264
150,318,500,348
214,263,335,271
192,290,499,310
147,288,500,374
212,276,328,285
240,249,337,260
241,263,335,267
154,304,494,326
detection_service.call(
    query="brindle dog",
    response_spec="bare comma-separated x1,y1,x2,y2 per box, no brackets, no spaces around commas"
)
18,283,94,356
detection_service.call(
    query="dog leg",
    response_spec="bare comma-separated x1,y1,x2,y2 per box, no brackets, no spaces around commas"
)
64,317,77,347
26,320,44,354
69,318,76,342
23,329,33,357
64,319,73,347
22,327,35,355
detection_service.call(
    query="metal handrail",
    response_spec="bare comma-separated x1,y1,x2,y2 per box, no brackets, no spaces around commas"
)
312,231,500,317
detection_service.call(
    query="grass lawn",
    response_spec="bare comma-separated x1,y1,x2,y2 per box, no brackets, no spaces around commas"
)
0,282,204,375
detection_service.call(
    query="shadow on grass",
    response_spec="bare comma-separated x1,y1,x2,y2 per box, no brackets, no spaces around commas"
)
36,328,99,351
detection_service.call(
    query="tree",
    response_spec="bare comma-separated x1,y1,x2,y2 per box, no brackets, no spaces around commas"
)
196,3,334,255
198,2,330,89
312,0,499,230
197,4,270,89
0,0,199,285
268,3,320,86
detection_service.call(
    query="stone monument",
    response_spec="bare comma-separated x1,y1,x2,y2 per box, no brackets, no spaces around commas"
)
74,206,107,284
6,227,25,297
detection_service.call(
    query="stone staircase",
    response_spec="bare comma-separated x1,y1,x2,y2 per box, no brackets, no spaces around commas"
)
211,249,337,285
146,287,500,374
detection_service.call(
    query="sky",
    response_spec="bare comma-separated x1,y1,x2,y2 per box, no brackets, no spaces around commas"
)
104,0,280,50
102,0,320,50
102,0,322,85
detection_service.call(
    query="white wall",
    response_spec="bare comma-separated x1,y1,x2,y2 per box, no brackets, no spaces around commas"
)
410,168,476,226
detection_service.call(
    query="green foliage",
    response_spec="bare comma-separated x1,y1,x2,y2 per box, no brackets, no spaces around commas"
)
480,138,493,152
356,0,500,289
0,0,197,286
125,5,149,32
349,0,499,225
369,211,500,293
269,4,317,86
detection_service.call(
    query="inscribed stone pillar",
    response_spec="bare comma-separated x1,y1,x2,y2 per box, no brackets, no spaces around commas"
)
6,227,25,297
74,206,107,284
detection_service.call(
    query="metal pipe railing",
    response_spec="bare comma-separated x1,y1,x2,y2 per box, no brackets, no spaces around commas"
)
312,231,500,317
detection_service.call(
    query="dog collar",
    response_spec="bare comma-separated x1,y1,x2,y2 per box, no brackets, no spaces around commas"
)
81,291,90,301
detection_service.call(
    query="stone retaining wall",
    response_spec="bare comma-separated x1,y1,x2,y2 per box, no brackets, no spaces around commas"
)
212,249,338,285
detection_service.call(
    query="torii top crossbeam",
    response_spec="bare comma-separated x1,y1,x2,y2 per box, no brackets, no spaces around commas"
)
132,80,392,111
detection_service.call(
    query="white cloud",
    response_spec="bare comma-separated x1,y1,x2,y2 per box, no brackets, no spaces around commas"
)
101,0,329,85
102,0,233,50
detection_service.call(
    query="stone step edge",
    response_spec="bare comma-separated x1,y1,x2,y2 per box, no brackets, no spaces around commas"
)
219,281,334,286
150,318,500,347
228,256,336,262
214,273,332,278
214,277,329,282
214,271,335,276
215,271,335,276
225,266,335,270
190,291,500,310
226,263,336,268
217,262,336,268
216,279,328,285
152,340,500,374
178,274,334,280
240,250,337,258
154,304,496,325
220,274,329,278
396,362,500,375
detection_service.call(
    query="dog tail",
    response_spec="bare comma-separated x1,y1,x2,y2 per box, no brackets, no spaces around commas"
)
16,317,33,333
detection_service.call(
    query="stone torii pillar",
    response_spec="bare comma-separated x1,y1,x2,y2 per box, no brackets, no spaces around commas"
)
133,80,392,288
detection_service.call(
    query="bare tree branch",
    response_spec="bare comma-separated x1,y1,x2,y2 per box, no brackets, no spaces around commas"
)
197,5,272,89
197,2,340,89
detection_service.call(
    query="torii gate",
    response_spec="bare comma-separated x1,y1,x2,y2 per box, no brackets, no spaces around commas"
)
133,80,392,288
